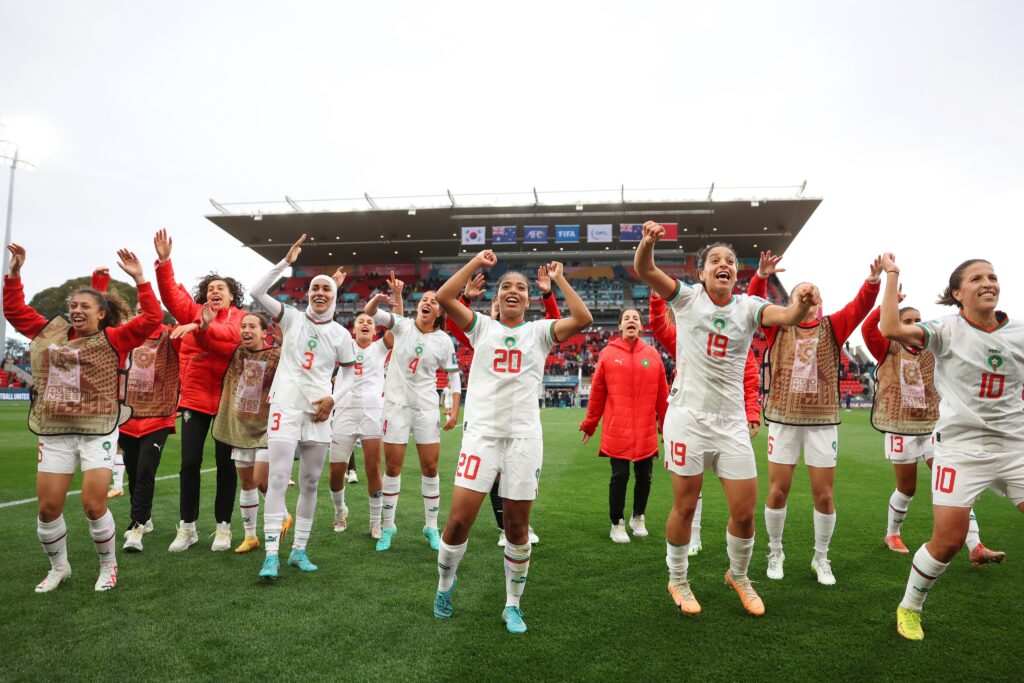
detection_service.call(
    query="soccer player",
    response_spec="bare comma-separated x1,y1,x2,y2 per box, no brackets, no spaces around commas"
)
329,273,399,538
433,251,592,634
205,310,281,554
579,308,667,543
862,302,1005,563
758,256,882,586
366,282,461,552
878,254,1024,641
249,234,356,579
3,243,163,592
153,229,245,552
634,222,816,616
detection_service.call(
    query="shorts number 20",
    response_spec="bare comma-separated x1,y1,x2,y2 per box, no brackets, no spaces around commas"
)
457,452,481,480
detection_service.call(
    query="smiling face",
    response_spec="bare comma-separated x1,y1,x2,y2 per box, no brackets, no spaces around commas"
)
619,309,642,341
354,313,375,345
240,314,266,351
954,261,999,315
68,292,106,335
206,279,234,310
308,279,335,316
497,273,529,323
899,307,922,326
417,291,443,328
698,246,738,300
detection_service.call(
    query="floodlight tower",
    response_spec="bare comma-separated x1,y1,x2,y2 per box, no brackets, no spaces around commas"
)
0,123,40,363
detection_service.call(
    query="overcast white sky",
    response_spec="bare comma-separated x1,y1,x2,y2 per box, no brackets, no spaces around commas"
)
3,0,1023,348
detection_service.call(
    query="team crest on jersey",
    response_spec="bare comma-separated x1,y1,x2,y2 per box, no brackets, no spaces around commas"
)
988,354,1003,371
713,318,726,332
102,441,112,452
414,344,424,357
641,359,650,367
356,353,364,363
504,336,516,348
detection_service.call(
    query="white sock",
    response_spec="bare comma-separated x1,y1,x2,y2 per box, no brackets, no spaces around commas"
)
887,490,912,536
87,510,116,566
765,506,786,554
37,516,69,570
111,452,125,490
293,515,313,551
437,539,468,591
182,520,196,531
726,531,755,579
900,545,949,611
369,492,383,526
813,509,836,562
965,509,980,550
666,541,689,580
690,495,703,545
382,474,401,530
263,512,284,556
504,542,531,608
330,488,346,515
239,488,259,537
422,475,440,529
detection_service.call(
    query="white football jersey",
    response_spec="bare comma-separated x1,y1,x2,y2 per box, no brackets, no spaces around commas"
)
375,312,458,411
336,338,388,412
269,306,356,412
463,313,557,438
918,313,1024,448
668,281,770,419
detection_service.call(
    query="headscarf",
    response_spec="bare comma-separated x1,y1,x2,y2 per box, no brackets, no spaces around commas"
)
306,274,337,323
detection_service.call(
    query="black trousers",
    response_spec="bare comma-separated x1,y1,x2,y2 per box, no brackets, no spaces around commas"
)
489,481,504,530
179,409,236,524
608,455,655,524
119,428,172,526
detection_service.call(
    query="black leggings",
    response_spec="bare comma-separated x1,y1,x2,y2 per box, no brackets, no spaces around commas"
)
179,409,236,524
608,456,654,524
119,428,172,526
489,481,504,531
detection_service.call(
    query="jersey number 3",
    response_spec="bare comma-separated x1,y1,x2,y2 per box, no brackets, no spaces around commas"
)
493,348,522,373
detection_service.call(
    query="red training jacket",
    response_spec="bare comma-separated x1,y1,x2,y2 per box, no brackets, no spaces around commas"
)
579,335,668,460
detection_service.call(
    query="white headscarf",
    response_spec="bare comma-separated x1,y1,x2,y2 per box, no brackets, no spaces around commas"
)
306,274,337,323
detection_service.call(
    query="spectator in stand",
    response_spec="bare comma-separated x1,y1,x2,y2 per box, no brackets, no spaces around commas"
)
579,309,668,543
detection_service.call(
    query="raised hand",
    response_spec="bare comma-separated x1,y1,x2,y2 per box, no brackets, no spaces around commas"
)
536,265,551,293
641,221,665,245
897,283,906,304
386,270,404,298
881,252,898,274
464,273,485,301
199,302,216,329
6,243,26,277
368,291,395,308
331,268,347,288
867,255,884,283
154,229,173,262
170,323,198,340
473,249,498,269
116,248,144,283
285,234,307,265
758,250,785,278
792,283,819,307
546,261,564,281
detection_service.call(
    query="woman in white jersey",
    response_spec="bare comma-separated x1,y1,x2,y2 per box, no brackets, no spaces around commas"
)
880,255,1024,642
366,285,461,552
328,275,399,538
432,252,592,635
633,222,816,617
249,235,356,579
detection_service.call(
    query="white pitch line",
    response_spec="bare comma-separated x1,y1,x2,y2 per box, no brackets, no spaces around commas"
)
0,467,218,509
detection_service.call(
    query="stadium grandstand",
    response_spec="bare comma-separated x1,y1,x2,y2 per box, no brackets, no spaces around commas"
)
204,185,869,402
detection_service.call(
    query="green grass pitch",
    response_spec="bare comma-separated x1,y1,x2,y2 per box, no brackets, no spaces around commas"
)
0,402,1022,681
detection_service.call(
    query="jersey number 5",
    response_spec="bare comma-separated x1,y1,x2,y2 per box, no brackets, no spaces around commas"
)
493,348,523,374
706,333,728,358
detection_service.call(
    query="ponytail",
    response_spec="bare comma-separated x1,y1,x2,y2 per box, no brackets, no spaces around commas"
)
936,259,991,309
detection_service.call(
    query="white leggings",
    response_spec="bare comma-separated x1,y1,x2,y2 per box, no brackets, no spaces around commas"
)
265,440,328,520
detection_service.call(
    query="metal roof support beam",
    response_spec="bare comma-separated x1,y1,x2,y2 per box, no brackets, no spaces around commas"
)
285,195,302,212
447,189,457,207
707,182,715,201
364,193,378,209
209,198,230,215
798,180,807,197
533,187,539,206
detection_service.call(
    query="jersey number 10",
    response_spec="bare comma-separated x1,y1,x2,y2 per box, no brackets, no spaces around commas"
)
979,372,1004,399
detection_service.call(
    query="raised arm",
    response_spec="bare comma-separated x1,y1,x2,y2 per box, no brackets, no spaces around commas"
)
3,243,47,338
648,291,676,357
537,265,562,320
759,283,818,328
548,262,594,343
827,256,883,343
105,249,164,353
153,229,200,324
91,268,111,293
192,303,240,359
749,250,784,299
632,221,678,299
879,254,926,347
445,294,473,348
437,251,497,331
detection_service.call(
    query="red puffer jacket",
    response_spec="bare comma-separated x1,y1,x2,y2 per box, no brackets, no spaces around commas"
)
579,336,668,460
155,259,243,415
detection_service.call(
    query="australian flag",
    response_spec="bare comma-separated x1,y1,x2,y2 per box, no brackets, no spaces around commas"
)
492,226,517,243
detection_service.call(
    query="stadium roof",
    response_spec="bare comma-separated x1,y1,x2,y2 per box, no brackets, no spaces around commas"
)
206,185,821,265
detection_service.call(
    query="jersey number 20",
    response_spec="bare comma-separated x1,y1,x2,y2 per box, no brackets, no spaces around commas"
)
493,348,522,373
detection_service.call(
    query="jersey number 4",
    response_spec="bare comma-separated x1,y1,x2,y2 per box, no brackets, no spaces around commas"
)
706,333,728,358
493,348,523,374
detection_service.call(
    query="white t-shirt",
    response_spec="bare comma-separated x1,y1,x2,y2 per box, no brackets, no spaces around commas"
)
463,313,558,438
667,281,770,419
918,313,1024,448
336,338,388,412
374,311,458,411
269,306,356,412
